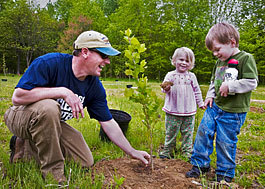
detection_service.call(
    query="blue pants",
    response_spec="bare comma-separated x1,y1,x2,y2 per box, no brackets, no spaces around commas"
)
190,102,246,178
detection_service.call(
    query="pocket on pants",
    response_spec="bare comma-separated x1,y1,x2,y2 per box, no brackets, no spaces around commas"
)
4,106,33,139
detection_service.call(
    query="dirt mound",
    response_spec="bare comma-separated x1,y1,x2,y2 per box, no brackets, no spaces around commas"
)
93,157,216,188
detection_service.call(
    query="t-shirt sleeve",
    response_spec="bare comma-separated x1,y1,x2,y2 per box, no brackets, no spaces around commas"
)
241,54,259,81
16,57,53,89
86,81,112,122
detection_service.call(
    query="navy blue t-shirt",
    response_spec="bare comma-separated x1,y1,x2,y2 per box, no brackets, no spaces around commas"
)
16,53,112,122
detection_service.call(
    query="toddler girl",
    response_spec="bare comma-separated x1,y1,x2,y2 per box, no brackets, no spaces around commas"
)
160,47,205,159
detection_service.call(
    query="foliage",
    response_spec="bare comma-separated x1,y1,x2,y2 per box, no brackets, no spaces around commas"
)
0,0,60,74
0,0,264,85
57,15,93,54
68,0,107,32
53,0,74,25
96,0,119,16
123,29,163,170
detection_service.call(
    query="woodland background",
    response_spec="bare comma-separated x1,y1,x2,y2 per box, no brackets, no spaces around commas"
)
0,0,264,84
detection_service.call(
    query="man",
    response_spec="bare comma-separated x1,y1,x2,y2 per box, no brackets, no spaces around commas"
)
4,31,150,183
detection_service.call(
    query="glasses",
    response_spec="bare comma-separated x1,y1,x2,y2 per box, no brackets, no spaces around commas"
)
89,48,109,59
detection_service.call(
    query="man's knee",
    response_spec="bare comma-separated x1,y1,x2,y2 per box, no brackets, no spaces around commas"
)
34,99,61,118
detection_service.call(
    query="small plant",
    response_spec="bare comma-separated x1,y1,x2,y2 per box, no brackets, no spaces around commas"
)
113,174,125,188
122,29,162,170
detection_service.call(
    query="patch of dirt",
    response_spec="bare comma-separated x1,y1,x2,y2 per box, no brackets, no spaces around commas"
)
250,106,265,113
92,157,239,189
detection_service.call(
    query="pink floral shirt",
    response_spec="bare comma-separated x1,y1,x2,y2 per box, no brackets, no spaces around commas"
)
162,70,204,116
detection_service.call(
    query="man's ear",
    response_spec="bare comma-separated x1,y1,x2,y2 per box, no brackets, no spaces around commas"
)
81,48,89,58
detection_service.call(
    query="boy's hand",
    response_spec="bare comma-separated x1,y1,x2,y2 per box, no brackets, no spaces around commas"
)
219,83,229,97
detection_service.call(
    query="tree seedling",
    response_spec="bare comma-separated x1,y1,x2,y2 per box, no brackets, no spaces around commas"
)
122,28,162,170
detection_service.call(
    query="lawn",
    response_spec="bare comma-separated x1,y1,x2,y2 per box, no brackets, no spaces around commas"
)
0,75,264,188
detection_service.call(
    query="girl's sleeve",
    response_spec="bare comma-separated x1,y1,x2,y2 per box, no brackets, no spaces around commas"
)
191,73,204,107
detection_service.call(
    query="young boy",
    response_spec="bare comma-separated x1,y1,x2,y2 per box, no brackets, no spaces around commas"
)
185,23,258,182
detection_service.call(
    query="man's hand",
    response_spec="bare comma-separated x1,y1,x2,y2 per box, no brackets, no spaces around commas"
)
219,83,229,97
130,150,150,166
100,119,150,166
63,88,84,119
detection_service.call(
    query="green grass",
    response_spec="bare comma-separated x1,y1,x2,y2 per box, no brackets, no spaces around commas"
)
0,74,264,188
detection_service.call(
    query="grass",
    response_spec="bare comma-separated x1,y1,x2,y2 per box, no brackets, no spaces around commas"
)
0,74,264,188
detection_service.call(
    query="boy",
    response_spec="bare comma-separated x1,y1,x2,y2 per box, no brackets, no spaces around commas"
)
185,23,258,182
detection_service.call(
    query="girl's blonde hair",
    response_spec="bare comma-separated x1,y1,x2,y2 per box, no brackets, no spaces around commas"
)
171,47,195,70
205,22,240,51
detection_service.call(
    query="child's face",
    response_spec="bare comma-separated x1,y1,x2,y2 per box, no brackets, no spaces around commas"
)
211,39,236,61
174,52,190,73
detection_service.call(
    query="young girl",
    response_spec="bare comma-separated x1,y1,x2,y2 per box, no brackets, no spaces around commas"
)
160,47,205,159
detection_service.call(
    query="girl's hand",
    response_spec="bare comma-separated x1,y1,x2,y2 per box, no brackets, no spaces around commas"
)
200,105,206,110
164,85,171,91
204,98,213,108
160,81,173,91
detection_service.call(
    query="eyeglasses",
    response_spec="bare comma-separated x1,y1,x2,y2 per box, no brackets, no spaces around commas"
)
89,48,109,59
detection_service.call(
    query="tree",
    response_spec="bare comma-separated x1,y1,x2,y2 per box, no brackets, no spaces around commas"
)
57,15,93,54
0,0,60,74
68,0,107,32
123,29,163,170
239,0,265,81
96,0,119,16
53,0,74,26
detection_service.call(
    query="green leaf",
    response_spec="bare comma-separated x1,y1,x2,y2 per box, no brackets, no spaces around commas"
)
125,28,132,37
125,69,133,76
140,60,147,67
139,44,146,53
124,50,132,61
123,36,129,43
131,37,140,46
124,88,133,97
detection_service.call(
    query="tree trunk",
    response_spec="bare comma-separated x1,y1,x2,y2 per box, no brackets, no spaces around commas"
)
26,49,33,68
16,49,21,75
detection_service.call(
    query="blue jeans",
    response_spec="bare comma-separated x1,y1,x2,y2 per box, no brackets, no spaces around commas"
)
190,102,246,178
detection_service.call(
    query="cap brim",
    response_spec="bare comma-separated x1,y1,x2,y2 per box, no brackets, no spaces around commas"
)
96,47,121,56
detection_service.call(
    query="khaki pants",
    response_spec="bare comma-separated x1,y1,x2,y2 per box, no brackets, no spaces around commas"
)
4,99,93,181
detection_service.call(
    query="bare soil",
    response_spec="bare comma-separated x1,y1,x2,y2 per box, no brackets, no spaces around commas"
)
250,106,265,113
92,157,240,189
91,102,264,188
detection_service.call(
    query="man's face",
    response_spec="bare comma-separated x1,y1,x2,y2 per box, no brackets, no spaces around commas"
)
85,49,110,77
211,39,235,61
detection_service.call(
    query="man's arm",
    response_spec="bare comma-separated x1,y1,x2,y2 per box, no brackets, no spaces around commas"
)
100,119,150,165
12,87,84,119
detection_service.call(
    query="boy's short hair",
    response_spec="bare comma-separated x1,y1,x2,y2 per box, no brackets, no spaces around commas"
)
205,22,240,50
171,47,195,70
